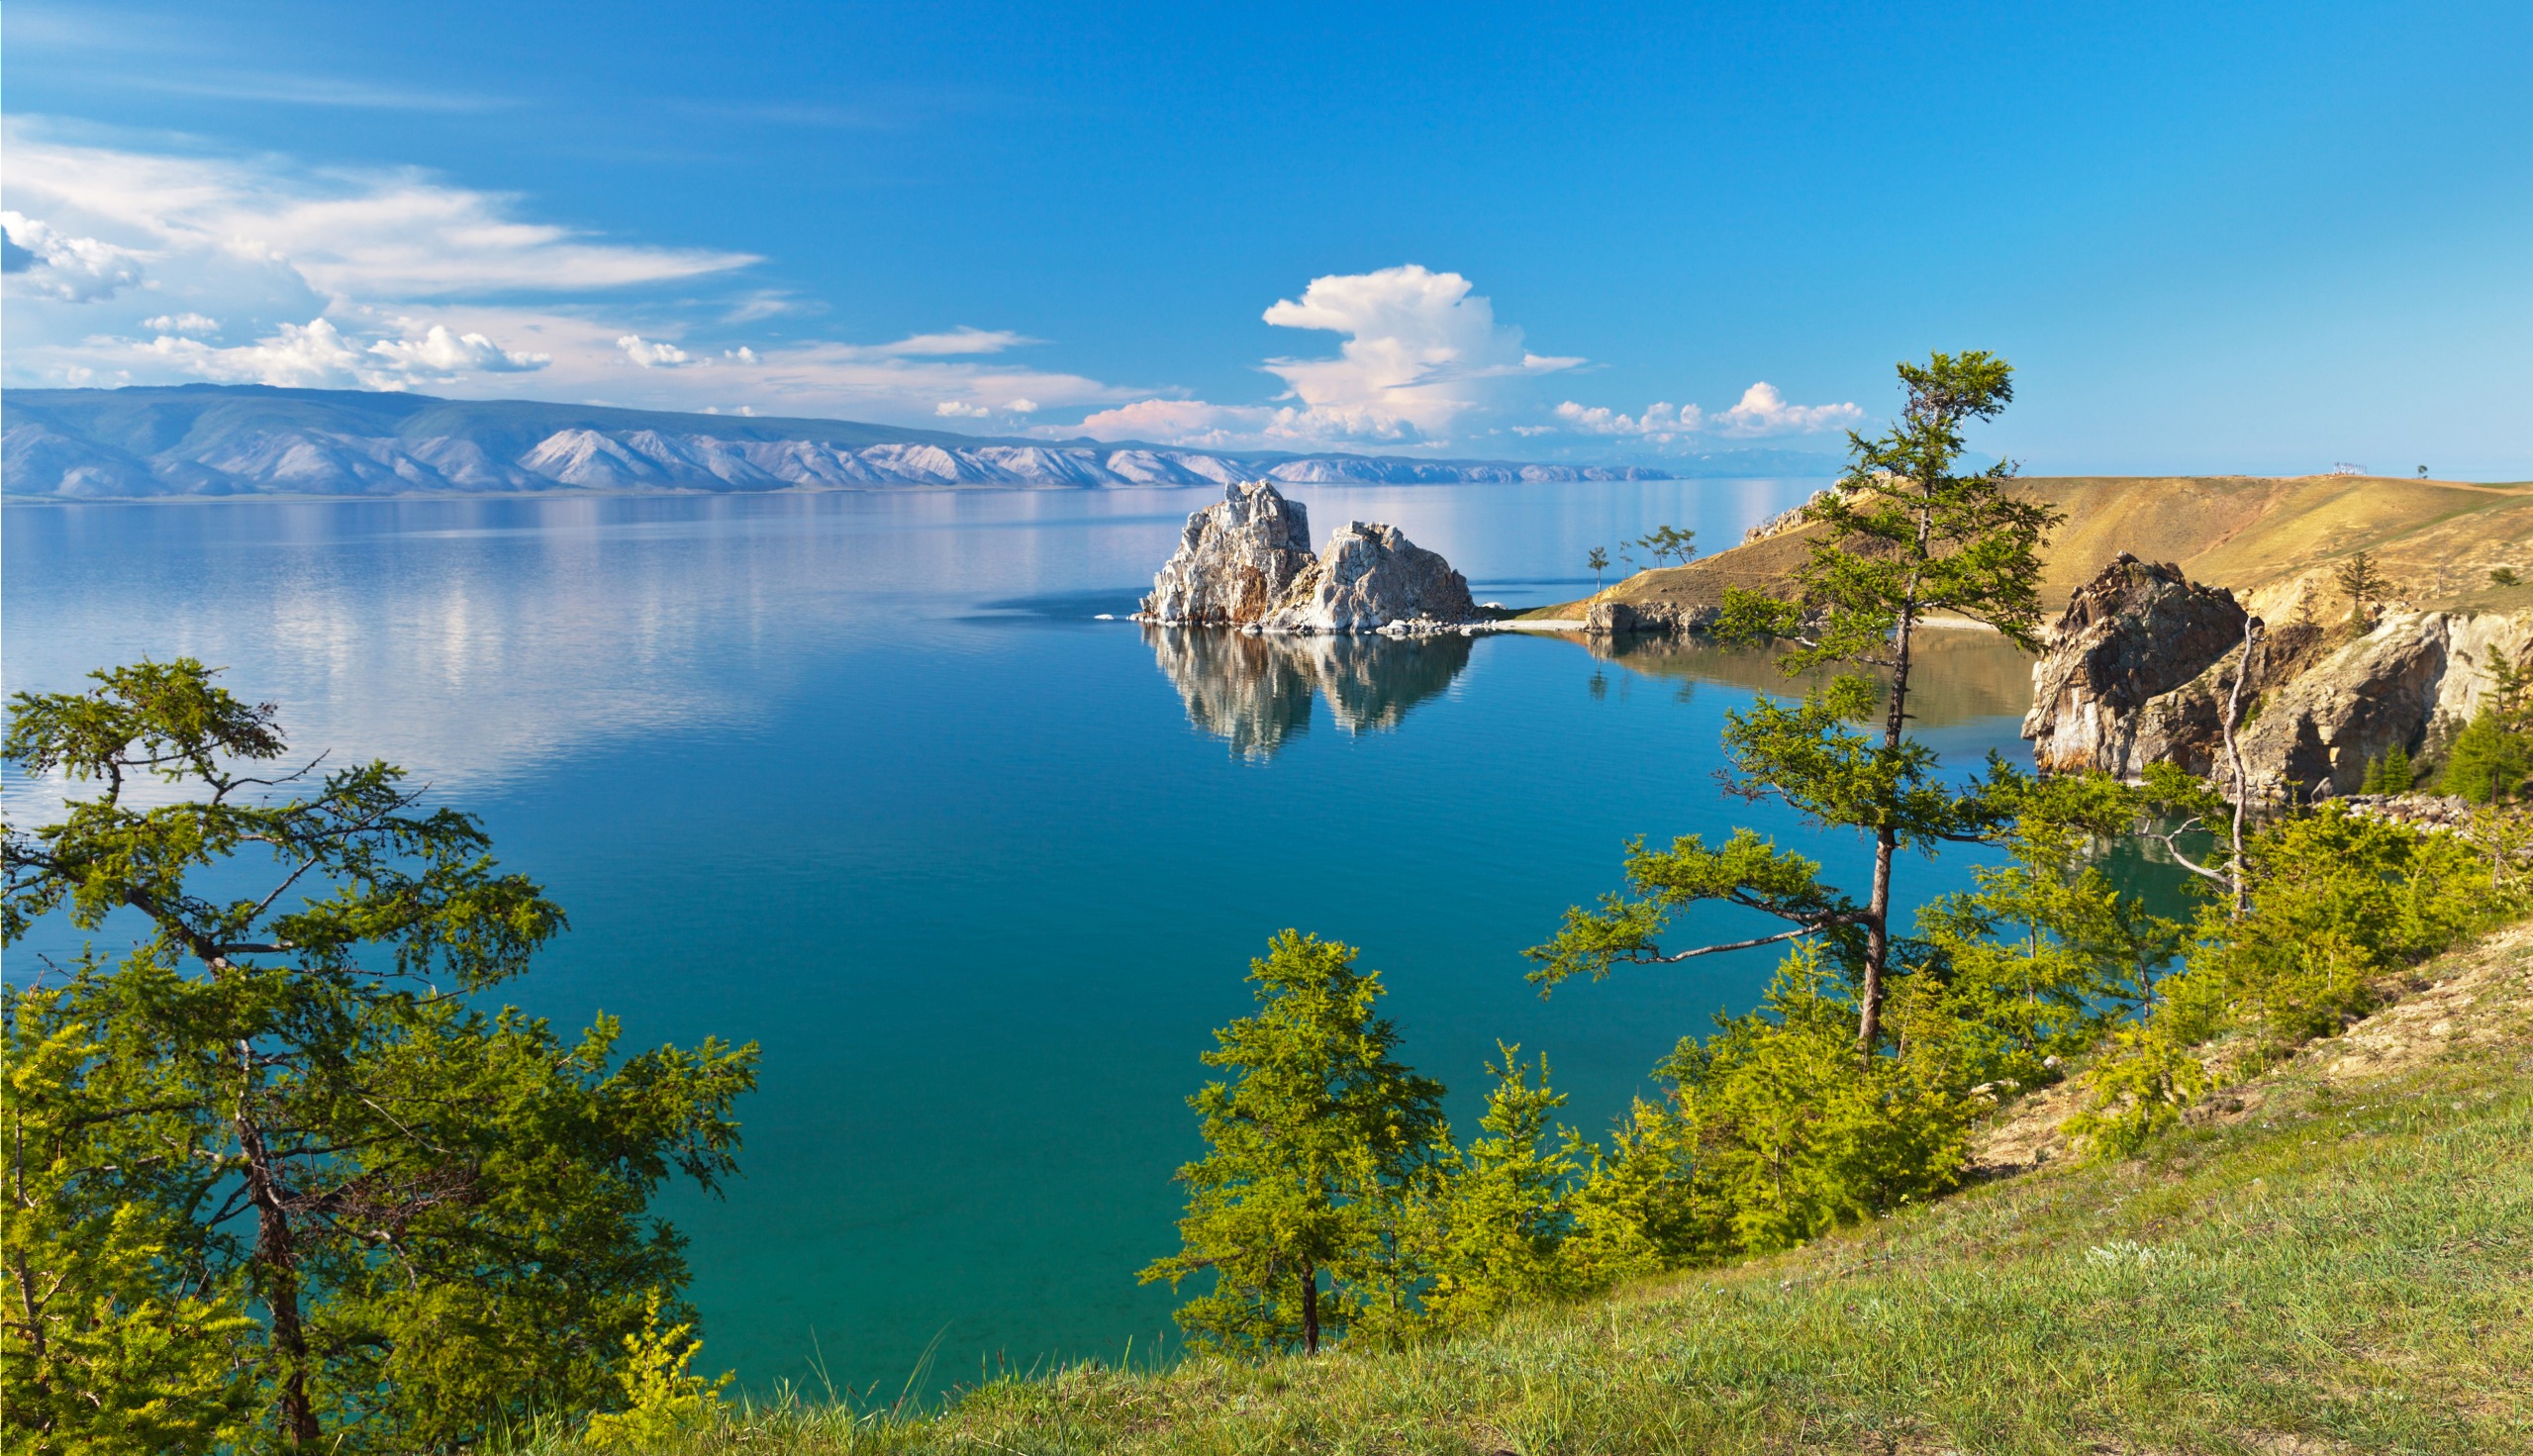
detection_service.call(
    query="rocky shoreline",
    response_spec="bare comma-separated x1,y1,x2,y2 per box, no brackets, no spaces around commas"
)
2021,552,2531,803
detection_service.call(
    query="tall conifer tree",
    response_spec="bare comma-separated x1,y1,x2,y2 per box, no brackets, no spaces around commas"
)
1140,932,1443,1354
2,662,757,1450
1529,352,2060,1055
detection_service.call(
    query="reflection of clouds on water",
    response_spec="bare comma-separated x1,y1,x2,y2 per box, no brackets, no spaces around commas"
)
1143,627,1473,758
1,493,1194,807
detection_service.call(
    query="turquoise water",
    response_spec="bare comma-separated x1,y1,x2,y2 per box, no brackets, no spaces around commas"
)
3,481,2052,1397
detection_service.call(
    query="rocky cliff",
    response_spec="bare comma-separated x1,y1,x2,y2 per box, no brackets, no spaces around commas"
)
2023,554,2533,800
1139,481,1476,632
2022,555,2251,774
1139,480,1316,625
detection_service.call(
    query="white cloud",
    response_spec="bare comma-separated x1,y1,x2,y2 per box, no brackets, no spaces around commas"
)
1551,383,1864,445
0,210,146,301
875,327,1035,357
142,311,222,336
146,318,369,388
1,126,755,302
368,324,547,373
143,316,550,389
934,400,991,418
617,335,692,368
1255,264,1581,441
1710,381,1863,437
1554,400,1705,440
1058,266,1587,450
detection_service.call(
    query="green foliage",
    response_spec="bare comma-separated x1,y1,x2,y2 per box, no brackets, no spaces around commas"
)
1140,932,1446,1356
2444,686,2529,805
1411,1049,1584,1337
582,1290,732,1450
1914,818,2187,1091
1657,944,1975,1255
1586,546,1609,589
2444,717,2521,805
2492,566,2521,588
2333,549,2388,629
2359,742,2413,794
1,661,760,1450
2070,807,2529,1157
1632,526,1698,568
1550,350,2060,1056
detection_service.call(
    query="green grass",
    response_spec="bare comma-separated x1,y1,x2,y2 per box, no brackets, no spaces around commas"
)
546,952,2533,1456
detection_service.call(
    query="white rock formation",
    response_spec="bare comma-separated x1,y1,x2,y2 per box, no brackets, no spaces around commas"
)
1256,520,1477,633
1137,481,1480,632
1139,480,1317,625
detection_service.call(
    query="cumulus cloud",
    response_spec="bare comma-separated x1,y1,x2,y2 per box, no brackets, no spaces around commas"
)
1060,265,1585,449
0,210,146,301
617,335,692,368
934,400,991,418
1257,264,1580,440
143,312,222,336
1554,400,1705,439
143,317,551,389
1709,382,1863,437
1552,383,1864,445
369,324,548,373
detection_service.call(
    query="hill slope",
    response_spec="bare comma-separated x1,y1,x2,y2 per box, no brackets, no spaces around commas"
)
1538,473,2533,625
0,385,1686,498
551,920,2533,1454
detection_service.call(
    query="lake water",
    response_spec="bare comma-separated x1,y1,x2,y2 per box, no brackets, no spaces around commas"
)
2,479,2053,1398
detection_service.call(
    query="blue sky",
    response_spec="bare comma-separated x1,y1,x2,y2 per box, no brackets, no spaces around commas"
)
4,0,2528,474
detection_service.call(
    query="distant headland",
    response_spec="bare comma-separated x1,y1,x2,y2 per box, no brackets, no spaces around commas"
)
0,384,1842,500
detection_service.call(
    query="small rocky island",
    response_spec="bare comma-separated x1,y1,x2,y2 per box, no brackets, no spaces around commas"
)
1140,480,1478,634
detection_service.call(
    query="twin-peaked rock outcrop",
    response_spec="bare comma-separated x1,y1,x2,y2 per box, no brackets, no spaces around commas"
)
1139,481,1477,633
2023,552,2533,801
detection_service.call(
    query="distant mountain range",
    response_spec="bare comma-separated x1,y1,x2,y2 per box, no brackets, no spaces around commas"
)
0,385,1840,498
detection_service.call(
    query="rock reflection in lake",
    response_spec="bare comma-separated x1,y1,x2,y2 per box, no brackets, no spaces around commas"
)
1143,627,1474,758
1588,629,2035,726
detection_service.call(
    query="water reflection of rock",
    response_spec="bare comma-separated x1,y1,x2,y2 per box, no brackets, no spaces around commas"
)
1587,630,2036,726
1144,627,1474,758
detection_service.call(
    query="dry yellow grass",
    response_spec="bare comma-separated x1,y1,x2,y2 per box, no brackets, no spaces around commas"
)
1532,474,2533,624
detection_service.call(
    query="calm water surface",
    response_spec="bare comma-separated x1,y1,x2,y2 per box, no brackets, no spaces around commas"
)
3,480,2050,1396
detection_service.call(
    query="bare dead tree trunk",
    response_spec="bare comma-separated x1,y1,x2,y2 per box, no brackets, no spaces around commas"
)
2220,616,2265,920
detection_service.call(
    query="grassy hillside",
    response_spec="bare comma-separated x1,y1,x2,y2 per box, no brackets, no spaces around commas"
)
538,922,2533,1455
1534,474,2533,625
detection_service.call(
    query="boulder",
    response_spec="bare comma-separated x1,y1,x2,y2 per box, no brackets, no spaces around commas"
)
2022,554,2250,774
1139,480,1315,625
1256,520,1476,633
1585,600,1640,635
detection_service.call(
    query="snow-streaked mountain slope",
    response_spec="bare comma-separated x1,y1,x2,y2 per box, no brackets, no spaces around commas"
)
1,384,1703,498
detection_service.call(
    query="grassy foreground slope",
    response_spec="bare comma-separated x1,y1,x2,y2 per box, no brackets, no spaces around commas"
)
1533,474,2533,624
558,924,2533,1456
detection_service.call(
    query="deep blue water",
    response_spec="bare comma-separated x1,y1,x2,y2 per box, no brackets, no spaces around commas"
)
2,480,2048,1398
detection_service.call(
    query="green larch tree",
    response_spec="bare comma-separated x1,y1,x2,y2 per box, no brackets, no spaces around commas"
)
1413,1047,1581,1336
1139,931,1444,1355
1,661,758,1451
1528,351,2061,1056
2334,549,2388,629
